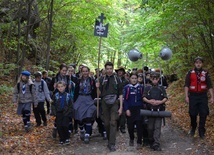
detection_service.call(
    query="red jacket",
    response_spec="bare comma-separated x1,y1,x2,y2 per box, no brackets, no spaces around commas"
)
189,70,207,93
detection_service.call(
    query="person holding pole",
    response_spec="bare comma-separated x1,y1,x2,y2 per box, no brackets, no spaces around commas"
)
96,61,123,152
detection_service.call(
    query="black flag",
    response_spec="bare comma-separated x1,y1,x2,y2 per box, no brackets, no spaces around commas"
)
94,19,109,38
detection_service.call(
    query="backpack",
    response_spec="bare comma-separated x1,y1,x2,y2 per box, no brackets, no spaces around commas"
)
144,85,166,111
32,79,44,92
55,92,70,104
17,82,34,94
101,74,119,91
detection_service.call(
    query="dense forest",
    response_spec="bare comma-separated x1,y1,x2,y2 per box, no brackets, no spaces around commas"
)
1,0,214,154
0,0,214,78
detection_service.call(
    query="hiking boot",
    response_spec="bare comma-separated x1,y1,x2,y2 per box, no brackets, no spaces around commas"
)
108,144,116,152
199,132,205,139
84,134,90,144
103,132,107,140
64,139,70,145
189,128,196,137
129,140,134,146
199,128,206,139
80,130,85,141
52,128,57,138
136,143,142,150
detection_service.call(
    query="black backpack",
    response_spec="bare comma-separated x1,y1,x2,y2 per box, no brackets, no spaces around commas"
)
144,85,166,111
17,80,44,94
17,83,33,94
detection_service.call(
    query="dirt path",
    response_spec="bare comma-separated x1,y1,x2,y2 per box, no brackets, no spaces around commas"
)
44,118,214,155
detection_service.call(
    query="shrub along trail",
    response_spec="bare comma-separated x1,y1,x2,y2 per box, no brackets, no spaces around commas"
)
0,81,214,155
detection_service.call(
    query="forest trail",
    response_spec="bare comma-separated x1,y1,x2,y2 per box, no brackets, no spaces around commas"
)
1,112,214,155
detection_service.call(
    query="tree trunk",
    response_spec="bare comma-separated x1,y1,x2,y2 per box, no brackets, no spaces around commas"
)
46,0,54,70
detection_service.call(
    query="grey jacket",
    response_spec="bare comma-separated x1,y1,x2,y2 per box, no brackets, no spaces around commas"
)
12,80,38,106
34,79,51,102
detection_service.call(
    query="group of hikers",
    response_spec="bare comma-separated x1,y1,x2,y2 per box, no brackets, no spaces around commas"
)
12,56,214,152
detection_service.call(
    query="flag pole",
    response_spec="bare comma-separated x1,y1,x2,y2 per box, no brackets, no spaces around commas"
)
94,13,108,117
97,37,102,118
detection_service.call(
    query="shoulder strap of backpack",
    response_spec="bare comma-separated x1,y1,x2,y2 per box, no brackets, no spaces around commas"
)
17,82,33,94
125,86,130,100
29,84,33,94
55,92,59,101
101,75,106,85
114,75,118,85
66,93,70,104
17,82,20,93
140,86,143,95
41,79,44,91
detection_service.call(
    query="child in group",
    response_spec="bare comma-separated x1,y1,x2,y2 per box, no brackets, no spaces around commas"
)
51,81,73,145
12,71,38,132
33,71,52,127
143,72,168,151
123,72,144,150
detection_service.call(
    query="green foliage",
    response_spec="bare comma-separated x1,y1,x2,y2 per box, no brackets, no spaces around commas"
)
1,0,214,76
0,63,17,76
0,85,13,95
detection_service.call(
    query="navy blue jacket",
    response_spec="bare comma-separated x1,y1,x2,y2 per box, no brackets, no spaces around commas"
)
123,84,144,111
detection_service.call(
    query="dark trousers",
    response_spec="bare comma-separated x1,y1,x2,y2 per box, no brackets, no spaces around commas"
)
58,126,69,142
45,99,50,114
33,102,47,125
189,94,209,135
142,123,149,144
101,100,119,145
56,112,70,142
147,117,162,147
127,117,143,144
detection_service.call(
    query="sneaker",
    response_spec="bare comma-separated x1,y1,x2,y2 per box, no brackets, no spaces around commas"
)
84,134,90,144
129,140,134,146
80,130,85,141
59,141,64,145
108,144,116,152
64,139,70,145
103,132,107,140
136,143,141,150
52,128,57,138
43,122,47,126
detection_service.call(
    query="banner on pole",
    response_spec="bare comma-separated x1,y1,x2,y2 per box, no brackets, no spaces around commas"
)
94,13,109,38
